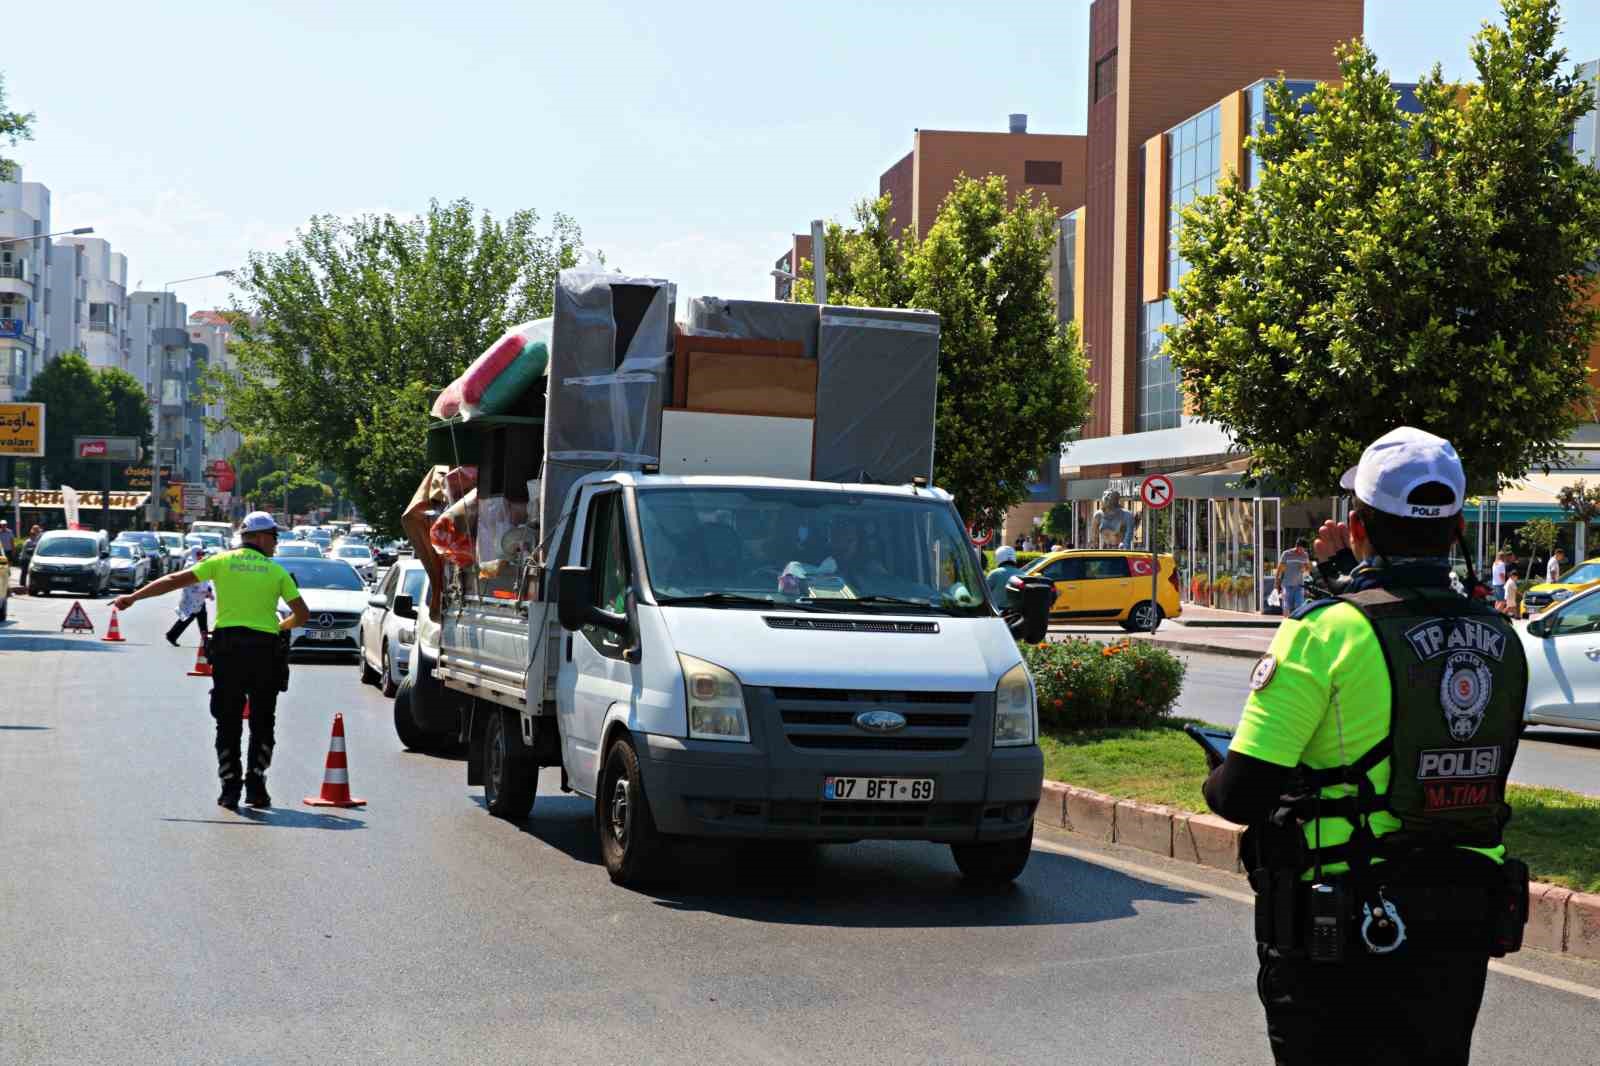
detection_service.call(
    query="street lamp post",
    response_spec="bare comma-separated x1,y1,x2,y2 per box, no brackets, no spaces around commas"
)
0,225,94,247
150,270,231,527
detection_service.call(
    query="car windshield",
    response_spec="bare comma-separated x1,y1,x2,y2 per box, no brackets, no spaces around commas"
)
158,534,184,549
336,546,371,559
276,544,321,557
38,538,98,558
125,532,158,548
401,567,427,602
276,558,365,590
110,544,136,559
633,487,988,614
1555,562,1600,585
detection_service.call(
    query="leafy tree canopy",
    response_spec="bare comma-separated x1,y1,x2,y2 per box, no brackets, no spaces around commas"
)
211,198,584,537
255,469,332,517
0,71,34,182
23,352,118,488
1166,0,1600,495
793,180,1091,531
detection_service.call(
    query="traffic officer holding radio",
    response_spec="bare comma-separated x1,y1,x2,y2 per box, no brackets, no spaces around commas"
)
116,511,310,810
1203,428,1528,1065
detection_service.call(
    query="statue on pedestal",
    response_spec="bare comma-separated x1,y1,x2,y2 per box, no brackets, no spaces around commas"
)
1089,488,1135,549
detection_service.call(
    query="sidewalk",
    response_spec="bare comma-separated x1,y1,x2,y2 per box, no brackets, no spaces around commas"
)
1049,618,1277,659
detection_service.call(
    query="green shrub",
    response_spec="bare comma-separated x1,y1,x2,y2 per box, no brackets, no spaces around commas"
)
982,550,1050,571
1020,638,1186,729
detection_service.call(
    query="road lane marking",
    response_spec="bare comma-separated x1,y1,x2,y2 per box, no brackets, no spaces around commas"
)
1032,838,1600,1002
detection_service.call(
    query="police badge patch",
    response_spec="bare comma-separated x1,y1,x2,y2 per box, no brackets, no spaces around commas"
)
1250,655,1277,691
1440,651,1493,741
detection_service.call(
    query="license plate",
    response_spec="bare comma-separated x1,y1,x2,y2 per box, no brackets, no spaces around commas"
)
53,577,73,585
310,630,342,641
822,776,934,802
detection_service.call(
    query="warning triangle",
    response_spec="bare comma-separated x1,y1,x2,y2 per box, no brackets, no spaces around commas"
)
61,601,96,633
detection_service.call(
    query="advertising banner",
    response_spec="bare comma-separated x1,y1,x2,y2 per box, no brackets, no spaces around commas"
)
75,435,142,462
0,402,45,457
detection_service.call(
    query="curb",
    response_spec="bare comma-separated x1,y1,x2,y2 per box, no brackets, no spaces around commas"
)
1125,634,1267,660
1036,778,1591,961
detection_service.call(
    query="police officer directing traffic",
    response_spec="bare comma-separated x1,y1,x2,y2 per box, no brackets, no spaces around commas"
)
115,512,310,810
1203,427,1529,1065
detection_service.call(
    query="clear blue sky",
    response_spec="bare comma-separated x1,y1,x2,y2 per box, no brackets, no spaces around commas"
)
6,1,1599,314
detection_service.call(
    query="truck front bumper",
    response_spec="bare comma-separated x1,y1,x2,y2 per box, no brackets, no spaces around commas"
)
637,731,1042,843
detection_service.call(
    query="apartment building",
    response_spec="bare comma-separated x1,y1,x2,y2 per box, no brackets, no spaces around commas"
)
0,170,54,400
188,310,241,463
129,290,206,484
52,235,129,375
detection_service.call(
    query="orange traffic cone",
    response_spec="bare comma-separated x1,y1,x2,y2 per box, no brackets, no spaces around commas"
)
102,607,126,642
304,714,366,808
187,640,213,677
241,697,250,721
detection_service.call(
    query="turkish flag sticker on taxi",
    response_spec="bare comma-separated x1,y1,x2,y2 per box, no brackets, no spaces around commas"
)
1130,557,1155,576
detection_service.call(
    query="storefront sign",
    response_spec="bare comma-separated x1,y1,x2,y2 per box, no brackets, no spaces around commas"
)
122,464,173,489
182,485,208,514
0,489,150,510
74,435,142,462
0,402,45,457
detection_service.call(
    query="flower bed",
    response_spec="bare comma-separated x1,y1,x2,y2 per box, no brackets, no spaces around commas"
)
1020,638,1187,729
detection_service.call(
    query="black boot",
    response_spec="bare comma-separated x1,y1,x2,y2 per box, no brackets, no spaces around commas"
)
217,785,241,811
244,774,271,809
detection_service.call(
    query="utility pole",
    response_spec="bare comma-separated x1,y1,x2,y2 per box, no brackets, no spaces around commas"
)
810,219,827,306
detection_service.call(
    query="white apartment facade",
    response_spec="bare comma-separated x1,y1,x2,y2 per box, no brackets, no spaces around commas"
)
53,235,129,376
0,169,53,401
188,310,241,462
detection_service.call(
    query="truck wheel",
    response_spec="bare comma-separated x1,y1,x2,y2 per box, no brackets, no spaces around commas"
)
380,645,399,698
950,825,1033,889
393,673,429,751
483,707,536,820
598,734,665,886
1121,601,1162,633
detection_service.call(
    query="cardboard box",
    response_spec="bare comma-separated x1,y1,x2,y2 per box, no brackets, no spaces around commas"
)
672,331,805,407
684,351,817,418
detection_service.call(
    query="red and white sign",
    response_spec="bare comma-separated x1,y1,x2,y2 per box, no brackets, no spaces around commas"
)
209,460,237,492
1130,556,1155,577
1140,474,1174,510
61,601,95,633
968,525,993,547
77,440,108,458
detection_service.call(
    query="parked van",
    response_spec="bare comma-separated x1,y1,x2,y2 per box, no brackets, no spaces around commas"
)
26,529,111,597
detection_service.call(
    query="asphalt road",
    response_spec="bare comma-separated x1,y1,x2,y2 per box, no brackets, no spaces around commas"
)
3,591,1598,1065
1165,649,1600,796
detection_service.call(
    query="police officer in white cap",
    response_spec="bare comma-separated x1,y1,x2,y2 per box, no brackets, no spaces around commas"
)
1203,427,1530,1064
116,511,310,809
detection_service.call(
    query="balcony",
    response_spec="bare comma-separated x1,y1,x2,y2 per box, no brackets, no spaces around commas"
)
152,328,189,348
0,261,29,298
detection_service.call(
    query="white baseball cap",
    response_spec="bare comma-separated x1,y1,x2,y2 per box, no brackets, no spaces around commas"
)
239,510,285,534
1339,426,1465,518
994,545,1017,565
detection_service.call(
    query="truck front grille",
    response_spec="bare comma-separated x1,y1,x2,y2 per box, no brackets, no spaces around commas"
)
768,687,978,753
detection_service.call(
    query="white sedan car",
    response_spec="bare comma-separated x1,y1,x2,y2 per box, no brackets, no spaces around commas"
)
273,557,371,658
331,543,377,584
1519,584,1600,732
359,559,428,697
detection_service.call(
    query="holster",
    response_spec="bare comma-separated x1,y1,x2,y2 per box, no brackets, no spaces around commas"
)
1490,858,1529,957
276,632,292,693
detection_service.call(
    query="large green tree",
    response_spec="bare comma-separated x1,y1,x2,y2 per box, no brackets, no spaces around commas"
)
255,469,332,516
100,368,153,454
0,71,34,182
1166,0,1600,495
212,198,584,535
23,352,115,488
793,181,1091,531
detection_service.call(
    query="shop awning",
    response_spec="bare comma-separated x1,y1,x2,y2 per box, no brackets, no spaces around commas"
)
0,489,150,511
1060,420,1239,470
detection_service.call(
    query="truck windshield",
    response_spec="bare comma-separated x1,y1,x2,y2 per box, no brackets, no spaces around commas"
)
634,487,989,615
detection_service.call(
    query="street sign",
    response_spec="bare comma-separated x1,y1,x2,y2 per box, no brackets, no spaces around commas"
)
969,525,993,548
1140,474,1174,510
182,485,208,515
74,435,142,462
0,402,45,457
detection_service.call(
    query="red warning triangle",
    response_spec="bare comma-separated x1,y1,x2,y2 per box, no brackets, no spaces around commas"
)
61,601,96,633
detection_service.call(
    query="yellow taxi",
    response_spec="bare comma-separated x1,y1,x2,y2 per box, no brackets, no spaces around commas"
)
1520,557,1600,618
1020,549,1182,632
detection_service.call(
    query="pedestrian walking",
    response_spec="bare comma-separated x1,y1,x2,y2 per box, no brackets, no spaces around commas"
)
165,547,213,646
0,519,13,562
1275,539,1311,616
113,512,309,810
17,524,41,592
1203,427,1528,1065
1502,565,1521,618
1547,547,1566,584
1490,549,1509,609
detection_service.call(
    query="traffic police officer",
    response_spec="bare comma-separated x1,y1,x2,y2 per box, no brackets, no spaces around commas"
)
1203,428,1529,1066
116,512,310,810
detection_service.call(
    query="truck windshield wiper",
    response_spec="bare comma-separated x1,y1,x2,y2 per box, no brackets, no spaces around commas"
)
799,594,938,612
656,592,782,609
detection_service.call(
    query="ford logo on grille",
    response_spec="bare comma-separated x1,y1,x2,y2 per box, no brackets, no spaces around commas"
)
854,710,907,733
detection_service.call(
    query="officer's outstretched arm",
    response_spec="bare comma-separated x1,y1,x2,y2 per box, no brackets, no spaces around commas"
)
281,596,311,632
113,570,198,611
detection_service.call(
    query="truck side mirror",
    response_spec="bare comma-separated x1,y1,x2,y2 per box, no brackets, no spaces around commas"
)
1007,574,1053,644
558,565,628,636
392,594,416,620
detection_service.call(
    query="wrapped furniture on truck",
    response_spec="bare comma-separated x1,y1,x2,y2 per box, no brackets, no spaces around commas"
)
422,270,1046,889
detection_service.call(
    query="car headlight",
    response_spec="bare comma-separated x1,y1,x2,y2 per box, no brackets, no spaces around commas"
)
399,626,416,645
679,653,750,742
1552,589,1572,601
994,661,1036,747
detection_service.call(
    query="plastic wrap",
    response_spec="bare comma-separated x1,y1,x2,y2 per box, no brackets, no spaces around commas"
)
430,489,477,567
813,305,940,486
432,319,552,420
686,297,819,358
444,465,477,503
475,497,531,579
540,270,675,545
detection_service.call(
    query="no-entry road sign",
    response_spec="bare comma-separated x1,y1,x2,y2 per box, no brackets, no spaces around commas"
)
1140,474,1174,510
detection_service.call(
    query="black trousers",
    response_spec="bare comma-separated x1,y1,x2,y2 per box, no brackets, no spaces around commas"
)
208,627,282,795
166,606,209,644
1258,942,1491,1065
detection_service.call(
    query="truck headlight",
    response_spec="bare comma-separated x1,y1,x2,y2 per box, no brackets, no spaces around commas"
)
679,653,750,742
994,661,1036,747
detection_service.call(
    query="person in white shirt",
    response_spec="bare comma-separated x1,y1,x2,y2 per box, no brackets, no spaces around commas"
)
165,547,214,647
1490,550,1509,608
1547,548,1567,584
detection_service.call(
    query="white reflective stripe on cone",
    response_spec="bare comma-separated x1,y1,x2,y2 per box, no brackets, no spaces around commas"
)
328,737,345,753
323,768,349,784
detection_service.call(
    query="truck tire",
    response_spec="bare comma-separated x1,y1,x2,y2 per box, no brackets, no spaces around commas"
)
393,673,429,751
598,734,666,886
950,825,1034,889
1121,601,1162,633
482,707,536,820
